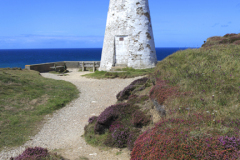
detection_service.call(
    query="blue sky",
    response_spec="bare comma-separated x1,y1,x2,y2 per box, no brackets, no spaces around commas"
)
0,0,239,49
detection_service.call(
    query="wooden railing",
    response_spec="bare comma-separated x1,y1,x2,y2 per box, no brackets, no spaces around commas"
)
78,61,100,72
25,61,101,73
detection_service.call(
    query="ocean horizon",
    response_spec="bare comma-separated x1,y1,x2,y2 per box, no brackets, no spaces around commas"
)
0,47,196,69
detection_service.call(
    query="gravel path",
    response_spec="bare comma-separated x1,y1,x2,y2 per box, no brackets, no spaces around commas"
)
0,69,142,160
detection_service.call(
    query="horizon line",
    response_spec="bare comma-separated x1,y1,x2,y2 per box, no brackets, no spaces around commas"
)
0,47,199,50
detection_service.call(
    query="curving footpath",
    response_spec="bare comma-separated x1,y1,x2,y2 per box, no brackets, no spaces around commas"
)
0,69,143,160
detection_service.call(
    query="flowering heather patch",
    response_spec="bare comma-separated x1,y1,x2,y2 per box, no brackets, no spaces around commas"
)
149,77,191,105
94,103,130,134
10,147,49,160
112,127,130,148
218,136,240,151
203,33,240,47
229,35,240,43
128,94,138,101
129,77,148,86
127,129,141,151
131,110,150,128
109,120,124,132
149,78,176,104
233,40,240,45
116,77,149,101
131,115,240,160
88,116,98,124
116,85,136,101
219,38,229,44
105,121,142,149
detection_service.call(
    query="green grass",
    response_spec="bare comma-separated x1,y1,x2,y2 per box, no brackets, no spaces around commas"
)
82,67,154,79
83,122,110,148
0,68,79,151
152,44,240,136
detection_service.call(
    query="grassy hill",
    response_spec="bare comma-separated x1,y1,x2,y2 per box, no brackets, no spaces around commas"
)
131,34,240,159
0,68,79,153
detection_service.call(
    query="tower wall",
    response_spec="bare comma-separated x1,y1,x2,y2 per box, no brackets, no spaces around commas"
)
99,0,157,71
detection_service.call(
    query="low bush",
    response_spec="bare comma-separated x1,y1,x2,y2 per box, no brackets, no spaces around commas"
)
11,147,49,160
104,126,141,149
84,99,149,150
229,35,240,43
94,103,130,134
129,77,148,86
109,120,124,133
149,77,188,105
233,40,240,45
202,33,240,47
131,110,150,128
111,127,130,148
127,94,138,101
116,85,136,101
10,147,68,160
88,116,98,124
127,95,149,105
127,129,141,151
116,77,149,101
223,33,237,37
131,115,240,159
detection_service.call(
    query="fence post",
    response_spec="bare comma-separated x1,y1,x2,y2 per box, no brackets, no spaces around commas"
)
82,62,84,71
93,62,95,72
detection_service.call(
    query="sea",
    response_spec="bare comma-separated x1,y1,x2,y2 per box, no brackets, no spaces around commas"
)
0,48,193,69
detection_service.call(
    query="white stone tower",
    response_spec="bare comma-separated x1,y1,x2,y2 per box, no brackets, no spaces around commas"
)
99,0,157,71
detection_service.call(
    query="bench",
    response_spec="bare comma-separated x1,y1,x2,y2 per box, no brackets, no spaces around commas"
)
50,63,66,72
79,61,100,72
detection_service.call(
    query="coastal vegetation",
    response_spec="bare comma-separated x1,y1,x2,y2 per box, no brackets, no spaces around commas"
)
202,33,240,47
0,68,79,153
82,67,154,79
83,33,240,159
83,77,152,151
131,42,240,159
8,32,240,159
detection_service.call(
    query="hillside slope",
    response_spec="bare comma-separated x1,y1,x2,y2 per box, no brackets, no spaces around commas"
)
131,33,240,159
